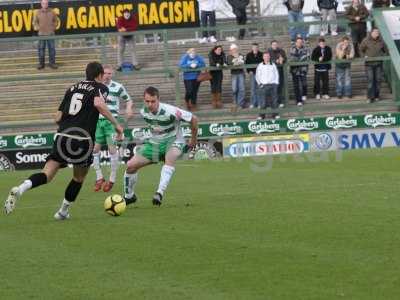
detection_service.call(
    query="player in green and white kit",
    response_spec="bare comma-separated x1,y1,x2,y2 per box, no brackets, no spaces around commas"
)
124,86,198,206
93,65,133,192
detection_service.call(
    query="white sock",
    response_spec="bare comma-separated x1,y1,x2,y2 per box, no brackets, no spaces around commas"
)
17,179,32,196
93,152,103,181
109,152,119,183
124,171,138,198
157,165,175,196
59,199,72,215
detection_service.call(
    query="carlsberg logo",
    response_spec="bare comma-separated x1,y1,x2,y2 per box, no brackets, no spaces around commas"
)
364,114,396,128
131,128,152,139
326,116,357,129
287,119,319,131
209,123,243,136
248,121,280,134
14,135,47,148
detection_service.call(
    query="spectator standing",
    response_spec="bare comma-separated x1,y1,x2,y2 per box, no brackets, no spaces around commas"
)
227,44,246,111
227,0,249,40
33,0,58,70
284,0,306,42
179,48,206,111
209,45,226,108
345,0,369,57
255,52,280,120
318,0,338,36
198,0,217,43
335,36,354,99
245,43,263,108
268,40,287,108
359,28,388,103
311,37,332,100
290,37,310,106
116,9,141,71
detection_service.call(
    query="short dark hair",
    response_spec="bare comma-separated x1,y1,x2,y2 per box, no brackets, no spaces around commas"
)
252,42,259,46
318,37,326,43
144,86,159,98
341,36,350,41
86,62,104,81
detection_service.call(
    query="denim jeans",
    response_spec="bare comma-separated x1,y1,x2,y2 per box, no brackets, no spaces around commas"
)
366,64,382,100
38,39,56,66
336,66,352,97
249,72,259,107
231,73,246,108
200,10,216,38
288,11,306,41
292,73,307,103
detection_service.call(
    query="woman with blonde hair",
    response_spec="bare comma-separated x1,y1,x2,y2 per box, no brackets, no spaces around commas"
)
179,48,206,111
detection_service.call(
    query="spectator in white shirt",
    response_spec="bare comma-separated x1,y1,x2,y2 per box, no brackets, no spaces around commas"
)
198,0,217,43
256,52,280,119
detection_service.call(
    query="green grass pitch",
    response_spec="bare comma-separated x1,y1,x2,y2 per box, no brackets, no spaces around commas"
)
1,148,400,299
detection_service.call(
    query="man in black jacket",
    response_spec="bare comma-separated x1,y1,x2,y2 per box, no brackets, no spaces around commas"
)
268,40,287,107
228,0,249,40
245,43,263,108
311,37,332,100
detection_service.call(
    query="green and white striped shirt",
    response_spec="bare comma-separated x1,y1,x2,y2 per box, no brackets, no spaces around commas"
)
99,80,131,119
140,103,192,143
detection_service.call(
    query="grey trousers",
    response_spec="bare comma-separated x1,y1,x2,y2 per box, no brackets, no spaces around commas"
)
118,36,138,66
321,9,337,34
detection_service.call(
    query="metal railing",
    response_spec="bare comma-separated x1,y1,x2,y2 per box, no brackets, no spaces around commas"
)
0,12,399,128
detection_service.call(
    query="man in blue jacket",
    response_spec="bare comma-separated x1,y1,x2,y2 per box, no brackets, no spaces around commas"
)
179,48,206,111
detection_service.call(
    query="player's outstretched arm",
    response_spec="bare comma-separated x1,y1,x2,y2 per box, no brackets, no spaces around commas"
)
94,96,124,140
188,115,198,148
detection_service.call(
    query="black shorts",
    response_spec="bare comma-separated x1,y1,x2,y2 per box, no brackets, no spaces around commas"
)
46,135,94,168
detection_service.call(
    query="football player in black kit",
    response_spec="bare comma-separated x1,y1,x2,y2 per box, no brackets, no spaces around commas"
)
4,62,124,220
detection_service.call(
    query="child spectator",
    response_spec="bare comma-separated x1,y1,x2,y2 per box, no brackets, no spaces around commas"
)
255,52,280,120
311,37,332,100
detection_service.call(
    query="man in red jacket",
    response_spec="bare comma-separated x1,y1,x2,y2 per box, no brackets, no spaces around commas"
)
116,9,141,71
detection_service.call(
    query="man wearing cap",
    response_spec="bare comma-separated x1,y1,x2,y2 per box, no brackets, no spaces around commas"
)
116,9,141,71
